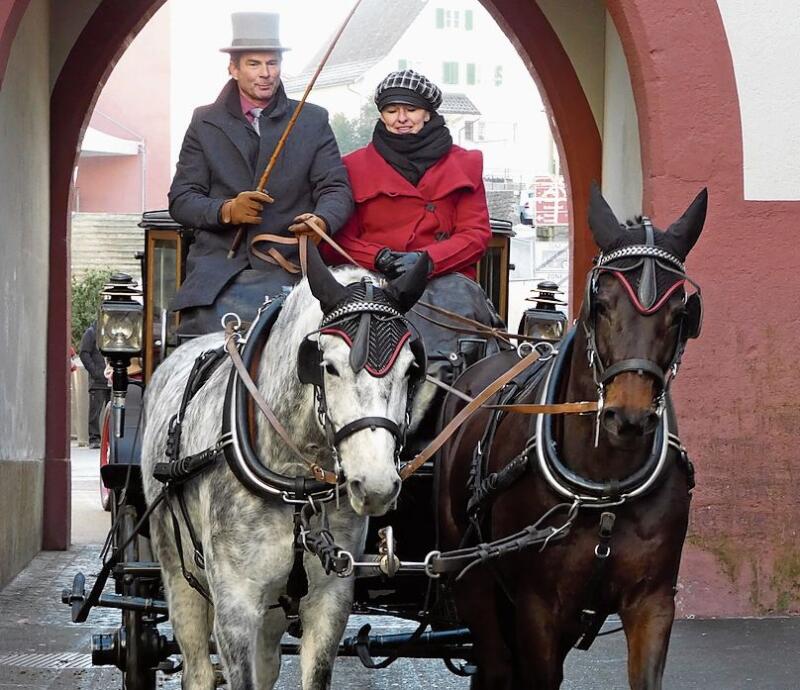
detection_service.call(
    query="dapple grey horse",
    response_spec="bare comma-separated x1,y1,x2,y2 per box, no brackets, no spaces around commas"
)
141,254,428,689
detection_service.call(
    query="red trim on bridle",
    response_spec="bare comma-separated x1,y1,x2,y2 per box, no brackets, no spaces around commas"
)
603,269,685,314
319,328,412,377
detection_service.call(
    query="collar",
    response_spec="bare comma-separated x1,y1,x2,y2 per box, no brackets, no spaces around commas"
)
239,90,270,119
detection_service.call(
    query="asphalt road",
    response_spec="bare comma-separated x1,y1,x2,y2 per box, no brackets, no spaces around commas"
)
0,445,798,688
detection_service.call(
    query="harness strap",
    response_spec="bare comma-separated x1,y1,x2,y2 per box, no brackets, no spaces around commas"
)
164,489,213,604
333,416,402,446
224,328,338,485
599,358,666,387
574,511,616,650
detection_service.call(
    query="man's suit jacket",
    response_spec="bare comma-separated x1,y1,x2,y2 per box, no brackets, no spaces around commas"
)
169,80,353,311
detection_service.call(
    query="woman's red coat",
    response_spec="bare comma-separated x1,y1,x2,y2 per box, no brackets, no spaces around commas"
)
322,143,491,279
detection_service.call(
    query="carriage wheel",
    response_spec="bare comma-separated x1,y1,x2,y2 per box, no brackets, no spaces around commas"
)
118,507,157,690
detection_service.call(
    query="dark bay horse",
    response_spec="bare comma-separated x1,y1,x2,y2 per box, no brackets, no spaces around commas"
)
437,184,707,689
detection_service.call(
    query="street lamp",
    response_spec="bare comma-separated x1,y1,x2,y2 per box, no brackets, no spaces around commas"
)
97,273,143,437
518,281,568,342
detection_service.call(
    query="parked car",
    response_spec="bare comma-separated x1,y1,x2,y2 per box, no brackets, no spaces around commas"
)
517,189,534,225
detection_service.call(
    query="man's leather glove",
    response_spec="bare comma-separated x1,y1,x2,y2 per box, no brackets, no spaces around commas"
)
374,249,431,279
221,190,274,225
288,213,327,245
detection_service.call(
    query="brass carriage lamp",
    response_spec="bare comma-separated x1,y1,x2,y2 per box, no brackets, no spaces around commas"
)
518,281,568,342
97,273,143,437
97,273,143,355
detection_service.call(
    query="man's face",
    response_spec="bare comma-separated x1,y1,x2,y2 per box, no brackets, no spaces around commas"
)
229,51,282,106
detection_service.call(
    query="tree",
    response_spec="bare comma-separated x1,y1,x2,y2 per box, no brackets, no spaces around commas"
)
71,268,113,346
330,102,378,155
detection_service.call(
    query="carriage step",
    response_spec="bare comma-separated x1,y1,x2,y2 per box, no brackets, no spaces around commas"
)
113,561,161,577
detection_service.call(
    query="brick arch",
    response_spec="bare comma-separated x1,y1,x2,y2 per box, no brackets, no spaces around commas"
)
481,0,603,308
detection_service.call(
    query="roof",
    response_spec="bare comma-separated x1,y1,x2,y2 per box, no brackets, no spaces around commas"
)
440,92,480,116
284,0,425,92
80,126,141,157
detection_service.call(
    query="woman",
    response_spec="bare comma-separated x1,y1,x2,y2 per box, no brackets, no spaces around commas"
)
322,69,491,280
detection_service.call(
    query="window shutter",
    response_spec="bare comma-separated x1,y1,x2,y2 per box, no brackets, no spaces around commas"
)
436,8,444,28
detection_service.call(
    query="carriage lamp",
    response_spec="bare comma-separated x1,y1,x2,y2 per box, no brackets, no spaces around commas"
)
97,273,143,438
518,281,568,343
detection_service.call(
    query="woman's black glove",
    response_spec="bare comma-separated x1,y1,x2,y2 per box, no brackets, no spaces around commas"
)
374,248,431,279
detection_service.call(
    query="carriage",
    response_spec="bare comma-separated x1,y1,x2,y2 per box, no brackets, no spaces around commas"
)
62,183,706,689
62,209,557,687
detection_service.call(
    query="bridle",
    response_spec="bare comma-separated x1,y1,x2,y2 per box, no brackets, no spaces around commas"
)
297,276,426,481
582,221,703,425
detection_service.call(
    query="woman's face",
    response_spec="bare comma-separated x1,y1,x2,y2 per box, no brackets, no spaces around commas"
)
380,104,431,134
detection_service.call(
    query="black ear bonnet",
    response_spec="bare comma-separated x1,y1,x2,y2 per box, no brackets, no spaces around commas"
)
297,277,426,386
586,184,706,340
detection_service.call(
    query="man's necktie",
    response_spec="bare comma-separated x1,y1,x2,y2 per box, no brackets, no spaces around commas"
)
249,108,263,135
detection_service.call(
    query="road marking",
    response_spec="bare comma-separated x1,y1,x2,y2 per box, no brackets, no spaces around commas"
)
0,651,94,669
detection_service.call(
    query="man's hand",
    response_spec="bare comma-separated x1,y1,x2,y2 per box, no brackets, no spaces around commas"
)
374,249,431,279
288,213,327,245
222,190,274,225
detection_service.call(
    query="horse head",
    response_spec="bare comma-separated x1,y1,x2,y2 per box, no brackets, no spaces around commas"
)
301,245,429,516
585,183,707,447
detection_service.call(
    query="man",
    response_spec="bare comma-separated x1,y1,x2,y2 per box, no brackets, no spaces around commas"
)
169,12,353,334
79,322,109,449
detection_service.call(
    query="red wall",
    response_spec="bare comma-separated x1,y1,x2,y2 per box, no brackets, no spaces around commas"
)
74,4,171,213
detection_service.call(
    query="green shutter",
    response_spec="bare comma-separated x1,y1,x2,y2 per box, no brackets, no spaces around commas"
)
465,10,473,30
436,8,444,28
467,63,476,85
398,59,408,70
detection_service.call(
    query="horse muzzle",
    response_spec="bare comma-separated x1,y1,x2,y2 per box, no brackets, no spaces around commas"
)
345,472,401,517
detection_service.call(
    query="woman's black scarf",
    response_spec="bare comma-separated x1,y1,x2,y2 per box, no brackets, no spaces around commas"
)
372,114,453,186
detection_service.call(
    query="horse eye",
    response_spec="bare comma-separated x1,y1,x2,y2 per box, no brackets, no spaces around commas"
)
324,363,340,377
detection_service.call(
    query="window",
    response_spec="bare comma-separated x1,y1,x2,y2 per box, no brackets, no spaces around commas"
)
443,62,459,85
436,8,444,28
464,120,474,141
446,10,460,28
467,63,476,85
398,59,408,70
494,65,504,87
465,10,474,30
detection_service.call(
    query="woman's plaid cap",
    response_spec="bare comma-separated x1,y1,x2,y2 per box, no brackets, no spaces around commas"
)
374,69,443,111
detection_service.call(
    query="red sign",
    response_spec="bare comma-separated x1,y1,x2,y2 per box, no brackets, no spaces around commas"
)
531,175,568,226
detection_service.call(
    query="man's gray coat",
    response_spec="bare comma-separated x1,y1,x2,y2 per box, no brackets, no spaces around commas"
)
169,79,353,311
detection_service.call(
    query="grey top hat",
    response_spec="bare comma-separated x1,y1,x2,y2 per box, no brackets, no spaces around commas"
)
220,12,291,53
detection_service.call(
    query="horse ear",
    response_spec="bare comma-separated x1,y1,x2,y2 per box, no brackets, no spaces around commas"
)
667,188,707,260
383,252,430,313
587,181,623,251
305,241,348,313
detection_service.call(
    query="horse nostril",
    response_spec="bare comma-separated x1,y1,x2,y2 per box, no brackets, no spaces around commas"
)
643,411,660,432
349,478,365,500
391,478,401,498
601,408,620,434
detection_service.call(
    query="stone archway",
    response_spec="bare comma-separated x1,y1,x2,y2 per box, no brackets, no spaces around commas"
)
44,0,167,549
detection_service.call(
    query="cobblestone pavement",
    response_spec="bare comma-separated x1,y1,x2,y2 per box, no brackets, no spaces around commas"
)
2,448,799,688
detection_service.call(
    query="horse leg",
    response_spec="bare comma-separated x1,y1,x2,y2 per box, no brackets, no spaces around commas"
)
296,571,353,689
210,592,266,690
453,571,515,690
514,590,566,690
253,607,289,689
619,589,676,690
152,525,215,690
